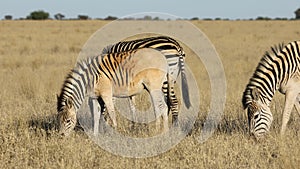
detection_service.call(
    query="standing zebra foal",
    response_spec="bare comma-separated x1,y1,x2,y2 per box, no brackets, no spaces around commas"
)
102,36,190,125
57,48,169,136
242,41,300,140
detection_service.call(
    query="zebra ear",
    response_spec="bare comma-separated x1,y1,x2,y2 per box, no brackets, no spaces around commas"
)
66,98,73,109
251,88,260,101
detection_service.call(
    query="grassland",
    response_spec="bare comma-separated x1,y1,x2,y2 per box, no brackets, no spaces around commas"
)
0,20,300,168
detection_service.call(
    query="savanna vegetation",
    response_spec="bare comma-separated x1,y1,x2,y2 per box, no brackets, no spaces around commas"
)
0,20,299,168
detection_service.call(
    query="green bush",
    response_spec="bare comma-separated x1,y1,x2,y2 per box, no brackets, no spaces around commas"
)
27,10,49,20
256,16,272,20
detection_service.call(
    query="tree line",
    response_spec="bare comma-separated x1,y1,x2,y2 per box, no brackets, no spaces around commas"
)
3,10,300,21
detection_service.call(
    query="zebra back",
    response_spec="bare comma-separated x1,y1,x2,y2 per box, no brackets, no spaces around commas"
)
102,36,185,56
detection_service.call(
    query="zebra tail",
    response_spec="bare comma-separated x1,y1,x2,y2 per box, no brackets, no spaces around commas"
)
179,56,191,108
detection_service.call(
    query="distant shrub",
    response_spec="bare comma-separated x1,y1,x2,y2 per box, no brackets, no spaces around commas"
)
27,10,49,20
153,16,160,20
190,17,199,20
256,16,271,21
122,17,135,20
78,15,89,20
104,16,118,20
4,15,13,20
295,8,300,19
274,17,288,20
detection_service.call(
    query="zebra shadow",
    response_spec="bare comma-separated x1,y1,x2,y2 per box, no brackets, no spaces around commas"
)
27,114,84,137
27,113,247,138
192,115,248,136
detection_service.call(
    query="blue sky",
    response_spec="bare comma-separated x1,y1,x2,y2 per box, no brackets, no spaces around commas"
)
0,0,300,19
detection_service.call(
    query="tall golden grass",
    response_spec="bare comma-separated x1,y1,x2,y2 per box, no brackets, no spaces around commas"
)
0,20,299,168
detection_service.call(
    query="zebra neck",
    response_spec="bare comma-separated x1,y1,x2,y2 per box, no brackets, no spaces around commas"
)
242,85,274,109
258,95,272,107
59,93,84,112
59,58,98,112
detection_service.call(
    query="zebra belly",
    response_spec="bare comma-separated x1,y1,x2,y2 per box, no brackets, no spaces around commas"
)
112,83,144,98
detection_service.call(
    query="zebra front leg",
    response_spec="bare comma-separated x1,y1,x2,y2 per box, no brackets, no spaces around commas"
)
129,96,137,129
93,98,101,136
295,94,300,117
281,91,298,135
89,97,100,136
102,96,117,128
97,97,106,133
98,98,113,129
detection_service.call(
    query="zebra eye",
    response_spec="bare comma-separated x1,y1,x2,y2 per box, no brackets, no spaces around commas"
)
66,119,71,123
254,114,259,119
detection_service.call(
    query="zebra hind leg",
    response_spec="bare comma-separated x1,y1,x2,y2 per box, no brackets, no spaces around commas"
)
150,90,168,133
164,77,179,127
169,83,179,127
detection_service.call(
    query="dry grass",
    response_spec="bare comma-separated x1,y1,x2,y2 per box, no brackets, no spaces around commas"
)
0,20,300,168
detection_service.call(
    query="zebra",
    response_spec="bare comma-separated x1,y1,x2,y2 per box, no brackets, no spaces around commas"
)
242,41,300,140
101,36,191,125
57,48,170,136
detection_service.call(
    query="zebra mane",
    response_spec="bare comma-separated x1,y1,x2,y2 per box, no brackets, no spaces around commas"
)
242,42,285,109
264,42,285,59
57,95,65,112
242,85,257,109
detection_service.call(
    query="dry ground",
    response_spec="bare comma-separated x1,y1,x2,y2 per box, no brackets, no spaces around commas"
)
0,20,299,168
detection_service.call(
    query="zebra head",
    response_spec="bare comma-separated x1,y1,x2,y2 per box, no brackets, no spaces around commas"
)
57,97,77,136
246,88,273,140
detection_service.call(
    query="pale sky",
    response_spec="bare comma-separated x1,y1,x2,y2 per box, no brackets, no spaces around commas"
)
0,0,300,19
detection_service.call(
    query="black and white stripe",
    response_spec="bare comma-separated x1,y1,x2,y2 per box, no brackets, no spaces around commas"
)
102,36,191,125
57,48,170,135
102,36,186,76
242,41,300,139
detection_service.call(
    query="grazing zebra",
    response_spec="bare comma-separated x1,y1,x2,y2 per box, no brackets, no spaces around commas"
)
57,48,169,136
242,41,300,139
102,36,191,125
